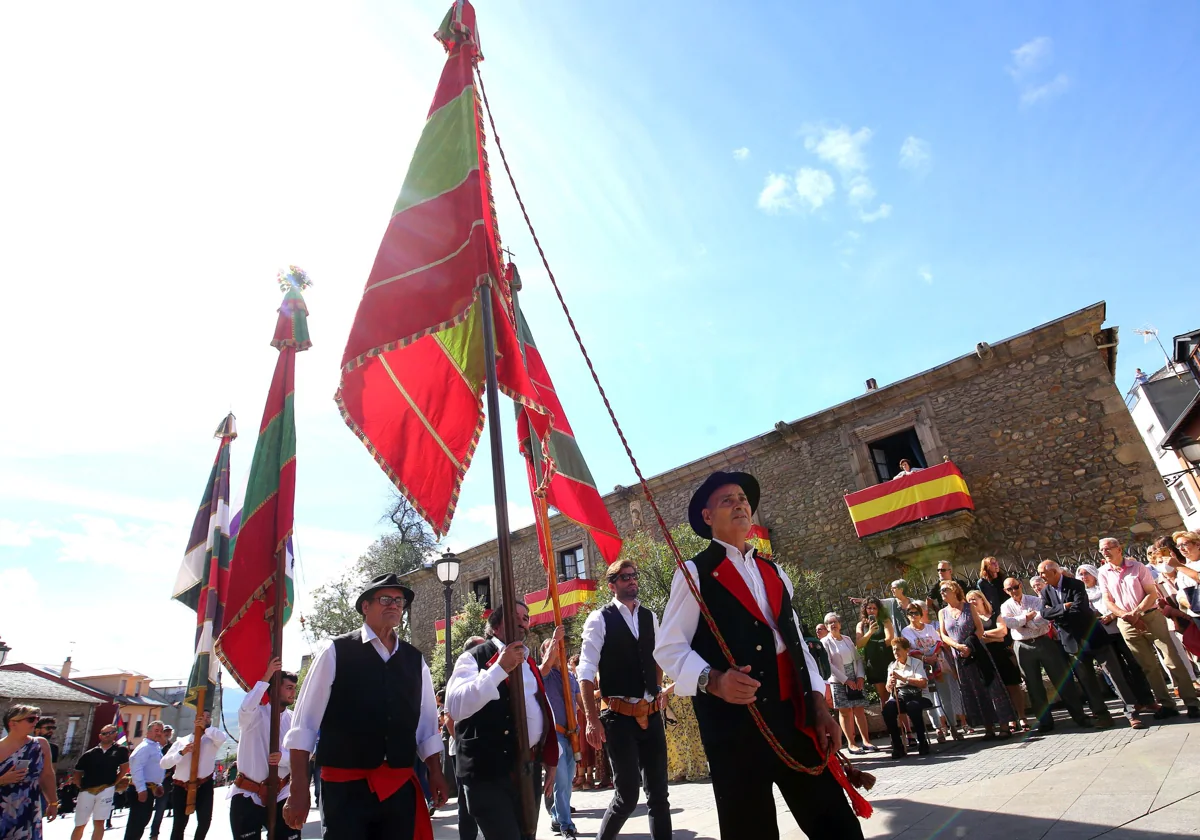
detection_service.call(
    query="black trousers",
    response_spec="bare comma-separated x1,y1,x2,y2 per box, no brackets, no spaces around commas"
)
321,777,418,840
229,793,302,840
170,779,214,840
460,763,542,840
704,710,864,840
123,791,157,840
883,699,928,739
452,757,478,840
598,711,671,840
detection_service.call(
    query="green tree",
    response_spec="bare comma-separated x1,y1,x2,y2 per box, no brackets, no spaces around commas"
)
429,593,490,689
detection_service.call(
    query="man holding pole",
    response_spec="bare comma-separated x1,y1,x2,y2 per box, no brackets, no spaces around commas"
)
282,572,447,838
540,628,582,839
160,711,226,840
578,559,672,840
229,656,299,839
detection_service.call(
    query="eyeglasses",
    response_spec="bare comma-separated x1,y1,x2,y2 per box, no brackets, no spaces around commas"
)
1004,585,1021,591
373,595,406,607
906,609,923,616
938,568,952,573
39,726,57,731
615,572,639,582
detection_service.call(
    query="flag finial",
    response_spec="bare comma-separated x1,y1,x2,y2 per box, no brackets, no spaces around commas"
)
277,265,312,292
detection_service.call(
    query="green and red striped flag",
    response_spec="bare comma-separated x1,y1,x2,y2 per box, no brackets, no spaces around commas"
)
173,414,237,712
215,271,310,691
334,0,550,536
513,271,622,566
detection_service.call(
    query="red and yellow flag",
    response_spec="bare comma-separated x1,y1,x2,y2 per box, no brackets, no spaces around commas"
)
525,579,597,627
843,461,974,538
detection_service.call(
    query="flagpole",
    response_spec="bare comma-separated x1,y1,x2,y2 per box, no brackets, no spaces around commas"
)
265,544,285,840
535,495,582,761
479,284,537,836
186,686,205,815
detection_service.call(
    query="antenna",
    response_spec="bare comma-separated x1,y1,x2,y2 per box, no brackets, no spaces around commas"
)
1133,325,1183,382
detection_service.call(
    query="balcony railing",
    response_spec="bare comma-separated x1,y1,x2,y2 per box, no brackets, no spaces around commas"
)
843,461,974,538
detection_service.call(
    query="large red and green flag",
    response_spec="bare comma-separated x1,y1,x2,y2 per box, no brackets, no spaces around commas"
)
334,0,550,536
216,272,310,691
512,273,622,567
172,414,237,712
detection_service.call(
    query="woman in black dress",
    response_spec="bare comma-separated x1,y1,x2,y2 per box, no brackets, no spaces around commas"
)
965,589,1028,732
856,597,896,703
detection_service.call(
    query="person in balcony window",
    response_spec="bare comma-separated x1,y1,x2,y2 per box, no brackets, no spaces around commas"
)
891,459,922,479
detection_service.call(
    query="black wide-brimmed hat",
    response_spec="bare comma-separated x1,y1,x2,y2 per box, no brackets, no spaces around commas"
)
355,573,415,615
687,471,760,540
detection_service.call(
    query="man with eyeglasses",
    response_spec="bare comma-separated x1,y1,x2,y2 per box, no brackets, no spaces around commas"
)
926,563,972,619
578,559,670,840
283,572,448,839
999,578,1092,733
1096,536,1200,719
71,723,130,840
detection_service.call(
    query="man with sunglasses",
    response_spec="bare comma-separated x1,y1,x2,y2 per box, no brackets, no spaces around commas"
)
71,723,129,840
577,559,671,840
283,572,448,839
35,717,59,765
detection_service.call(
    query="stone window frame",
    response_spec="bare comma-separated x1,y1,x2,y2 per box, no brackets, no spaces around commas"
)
557,544,588,581
466,573,493,609
842,397,949,491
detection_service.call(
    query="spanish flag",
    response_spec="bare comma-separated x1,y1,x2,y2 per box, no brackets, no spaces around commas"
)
844,461,974,538
525,578,597,627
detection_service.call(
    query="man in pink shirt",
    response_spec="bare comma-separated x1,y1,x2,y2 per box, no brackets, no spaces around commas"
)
1097,537,1199,719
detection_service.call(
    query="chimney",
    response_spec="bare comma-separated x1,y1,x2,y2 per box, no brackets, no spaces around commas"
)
865,378,878,392
60,656,72,680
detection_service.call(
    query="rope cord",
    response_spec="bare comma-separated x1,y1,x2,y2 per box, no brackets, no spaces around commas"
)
474,67,830,778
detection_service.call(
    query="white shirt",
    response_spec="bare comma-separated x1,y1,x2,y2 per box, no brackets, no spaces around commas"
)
577,598,660,702
999,595,1053,641
282,625,442,762
160,727,226,781
128,738,165,792
820,635,863,684
654,539,825,696
886,655,928,686
445,637,545,747
230,681,293,804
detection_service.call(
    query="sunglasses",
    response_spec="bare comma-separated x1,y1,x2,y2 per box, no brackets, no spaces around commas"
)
1004,585,1021,591
614,572,639,582
373,595,406,607
16,715,40,725
906,609,923,616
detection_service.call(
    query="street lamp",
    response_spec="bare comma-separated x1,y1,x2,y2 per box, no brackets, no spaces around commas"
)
1181,440,1200,467
435,549,461,683
0,639,10,667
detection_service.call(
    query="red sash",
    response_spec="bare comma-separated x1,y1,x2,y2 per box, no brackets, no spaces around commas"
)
320,767,431,840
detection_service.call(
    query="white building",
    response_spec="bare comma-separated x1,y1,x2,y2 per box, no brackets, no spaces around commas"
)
1127,362,1200,532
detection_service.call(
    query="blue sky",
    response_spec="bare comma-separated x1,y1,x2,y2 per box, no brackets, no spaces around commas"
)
1,1,1197,679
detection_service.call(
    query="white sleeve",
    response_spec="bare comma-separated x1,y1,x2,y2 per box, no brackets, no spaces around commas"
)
203,727,226,748
160,739,184,770
282,639,336,753
238,681,269,732
822,637,847,684
130,744,149,792
575,610,606,684
415,659,443,761
445,649,508,721
653,563,710,695
779,565,831,693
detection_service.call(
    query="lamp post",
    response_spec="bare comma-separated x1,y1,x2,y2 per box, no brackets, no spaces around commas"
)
434,549,462,683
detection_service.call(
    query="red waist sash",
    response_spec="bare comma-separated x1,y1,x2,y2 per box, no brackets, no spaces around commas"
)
320,766,432,840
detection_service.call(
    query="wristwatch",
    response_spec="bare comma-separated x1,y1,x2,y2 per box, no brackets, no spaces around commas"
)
697,666,712,694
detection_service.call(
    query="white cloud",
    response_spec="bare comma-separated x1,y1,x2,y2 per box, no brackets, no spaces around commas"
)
803,125,872,174
0,519,55,546
859,203,893,223
1008,36,1053,79
795,168,836,210
732,147,750,161
1021,73,1071,106
846,175,876,206
757,172,794,213
899,136,931,172
918,264,934,284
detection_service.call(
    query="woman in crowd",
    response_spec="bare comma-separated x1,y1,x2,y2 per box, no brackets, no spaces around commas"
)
856,597,896,703
1171,531,1200,616
939,581,1017,738
1149,537,1200,688
902,602,959,740
965,589,1029,732
1077,563,1157,709
882,579,925,636
663,686,709,782
821,612,877,753
883,638,931,758
0,704,58,839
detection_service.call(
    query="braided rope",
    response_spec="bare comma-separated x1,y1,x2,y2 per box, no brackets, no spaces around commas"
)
474,67,830,778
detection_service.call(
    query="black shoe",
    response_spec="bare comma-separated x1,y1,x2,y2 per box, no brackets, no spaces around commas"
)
563,830,579,840
1155,706,1181,720
1188,706,1200,719
1072,716,1093,728
551,822,561,835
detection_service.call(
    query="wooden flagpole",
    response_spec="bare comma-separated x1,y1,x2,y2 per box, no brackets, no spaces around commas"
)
535,495,581,760
185,686,205,815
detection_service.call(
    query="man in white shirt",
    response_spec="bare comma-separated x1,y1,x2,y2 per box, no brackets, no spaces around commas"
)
655,471,863,840
229,656,299,840
123,721,166,840
998,578,1091,733
445,600,559,840
282,573,447,839
160,711,226,840
578,559,670,840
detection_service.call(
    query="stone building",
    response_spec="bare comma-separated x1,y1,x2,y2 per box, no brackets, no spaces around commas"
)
403,301,1182,658
0,664,104,775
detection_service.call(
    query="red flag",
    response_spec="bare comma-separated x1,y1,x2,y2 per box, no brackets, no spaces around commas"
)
334,1,549,536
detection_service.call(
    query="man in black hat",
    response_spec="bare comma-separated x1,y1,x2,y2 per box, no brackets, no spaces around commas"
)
445,600,559,840
282,573,448,839
654,471,864,840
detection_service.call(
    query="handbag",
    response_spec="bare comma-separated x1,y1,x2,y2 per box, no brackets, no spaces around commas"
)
895,685,932,708
844,685,865,701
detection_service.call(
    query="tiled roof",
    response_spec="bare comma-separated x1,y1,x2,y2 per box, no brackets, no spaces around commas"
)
0,670,106,706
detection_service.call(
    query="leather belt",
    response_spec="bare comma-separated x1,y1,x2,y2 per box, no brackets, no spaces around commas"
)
603,696,666,730
173,775,213,788
234,774,290,798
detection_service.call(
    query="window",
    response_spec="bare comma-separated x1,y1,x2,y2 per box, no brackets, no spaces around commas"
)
867,428,927,483
471,578,491,608
134,716,143,738
133,680,141,697
558,546,587,581
63,717,79,755
1178,485,1198,516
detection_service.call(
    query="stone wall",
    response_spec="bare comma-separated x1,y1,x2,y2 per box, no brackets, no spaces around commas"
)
404,303,1181,658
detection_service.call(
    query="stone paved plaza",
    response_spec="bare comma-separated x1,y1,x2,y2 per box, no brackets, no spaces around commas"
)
42,710,1200,839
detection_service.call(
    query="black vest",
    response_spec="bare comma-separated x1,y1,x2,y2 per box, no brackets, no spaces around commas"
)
597,604,658,698
314,629,423,769
689,542,816,746
454,640,554,781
